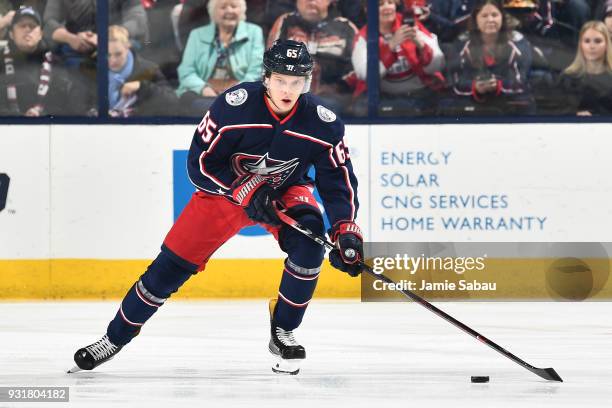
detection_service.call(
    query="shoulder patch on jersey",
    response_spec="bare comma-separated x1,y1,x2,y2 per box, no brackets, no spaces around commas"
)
317,105,336,123
225,88,248,106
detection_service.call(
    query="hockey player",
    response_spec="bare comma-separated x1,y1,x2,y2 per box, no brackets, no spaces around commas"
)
68,39,364,375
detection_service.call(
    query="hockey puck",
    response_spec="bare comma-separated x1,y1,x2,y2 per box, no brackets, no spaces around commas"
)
470,376,490,383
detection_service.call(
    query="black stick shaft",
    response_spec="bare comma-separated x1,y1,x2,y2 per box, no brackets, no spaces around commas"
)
365,269,544,375
364,268,562,381
275,208,562,382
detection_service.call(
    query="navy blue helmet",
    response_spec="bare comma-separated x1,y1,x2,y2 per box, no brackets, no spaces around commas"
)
263,39,314,77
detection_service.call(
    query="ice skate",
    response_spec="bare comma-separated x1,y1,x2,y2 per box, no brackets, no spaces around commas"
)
67,334,122,373
268,299,305,375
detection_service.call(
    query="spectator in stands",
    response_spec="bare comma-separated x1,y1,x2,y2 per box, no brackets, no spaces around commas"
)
140,0,182,86
512,1,591,47
558,20,612,115
176,0,264,116
178,0,294,49
601,1,612,36
553,0,591,44
445,0,534,115
505,1,553,36
268,0,358,114
43,0,148,57
0,6,77,116
595,0,611,19
107,25,179,117
503,1,581,80
178,0,208,48
2,2,46,39
351,0,446,116
426,0,475,45
42,0,148,115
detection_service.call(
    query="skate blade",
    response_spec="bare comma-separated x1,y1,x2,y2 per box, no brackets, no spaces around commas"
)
271,358,301,375
67,365,82,374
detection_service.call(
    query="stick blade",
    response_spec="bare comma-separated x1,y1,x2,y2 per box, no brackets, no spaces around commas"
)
531,367,563,382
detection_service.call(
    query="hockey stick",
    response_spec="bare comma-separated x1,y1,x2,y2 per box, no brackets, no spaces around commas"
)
274,206,563,382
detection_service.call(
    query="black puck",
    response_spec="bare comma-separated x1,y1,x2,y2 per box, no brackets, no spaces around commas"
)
471,376,490,383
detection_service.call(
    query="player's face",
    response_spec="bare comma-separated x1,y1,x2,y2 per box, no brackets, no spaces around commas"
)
265,73,306,115
476,4,502,37
108,40,129,72
10,18,42,53
297,0,331,23
580,28,607,64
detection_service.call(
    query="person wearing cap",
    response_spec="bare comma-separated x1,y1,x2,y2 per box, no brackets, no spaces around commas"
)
0,1,51,50
0,6,77,116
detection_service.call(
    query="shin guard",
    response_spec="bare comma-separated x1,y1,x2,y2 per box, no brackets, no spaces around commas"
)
106,250,195,345
274,212,325,330
274,258,320,331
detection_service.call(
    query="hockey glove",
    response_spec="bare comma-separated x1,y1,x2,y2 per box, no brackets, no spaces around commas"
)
328,222,364,277
231,174,282,226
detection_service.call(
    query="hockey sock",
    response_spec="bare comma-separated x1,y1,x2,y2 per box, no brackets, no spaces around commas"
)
274,213,324,330
275,258,320,330
106,250,195,345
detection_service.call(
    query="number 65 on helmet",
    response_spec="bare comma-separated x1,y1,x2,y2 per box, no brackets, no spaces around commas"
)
263,39,314,93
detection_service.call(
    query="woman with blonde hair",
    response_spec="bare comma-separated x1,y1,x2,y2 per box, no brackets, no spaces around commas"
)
560,21,612,116
107,25,179,116
176,0,264,116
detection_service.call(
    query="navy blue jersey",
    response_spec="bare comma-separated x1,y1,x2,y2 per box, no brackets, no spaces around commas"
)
187,81,359,226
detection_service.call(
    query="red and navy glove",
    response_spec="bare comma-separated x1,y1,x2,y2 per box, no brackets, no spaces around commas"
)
231,174,282,226
328,221,364,277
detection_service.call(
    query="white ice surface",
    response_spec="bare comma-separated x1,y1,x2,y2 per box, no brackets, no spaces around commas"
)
0,300,611,408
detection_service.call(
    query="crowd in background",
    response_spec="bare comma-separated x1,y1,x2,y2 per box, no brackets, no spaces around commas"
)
1,0,612,117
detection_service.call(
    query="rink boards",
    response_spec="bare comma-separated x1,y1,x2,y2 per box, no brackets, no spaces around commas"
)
1,124,611,299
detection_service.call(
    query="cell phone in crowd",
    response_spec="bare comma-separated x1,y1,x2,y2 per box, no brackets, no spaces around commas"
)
402,12,415,27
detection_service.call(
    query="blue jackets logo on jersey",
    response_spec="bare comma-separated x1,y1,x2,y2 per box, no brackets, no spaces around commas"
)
174,151,330,236
231,153,300,189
